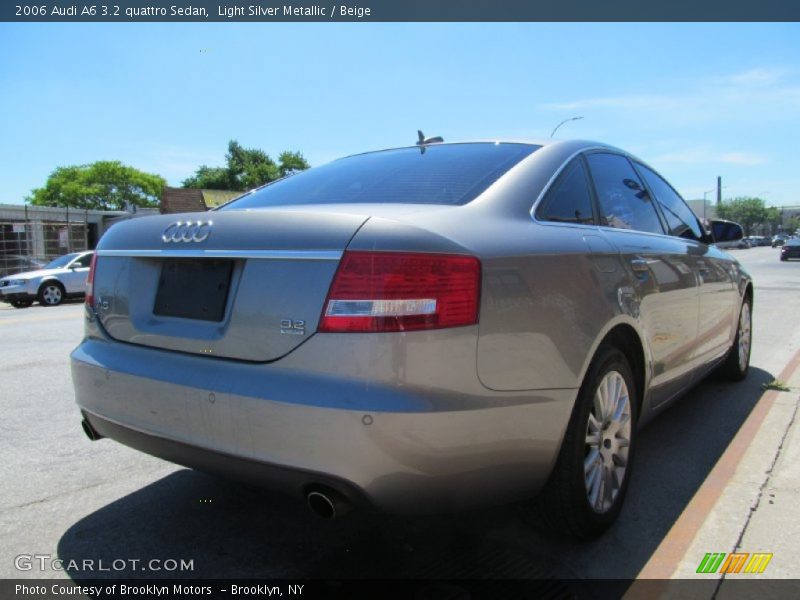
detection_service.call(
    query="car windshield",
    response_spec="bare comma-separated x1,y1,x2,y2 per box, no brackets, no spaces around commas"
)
44,253,80,269
222,143,540,209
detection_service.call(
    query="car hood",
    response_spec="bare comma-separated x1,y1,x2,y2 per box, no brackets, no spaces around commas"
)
0,268,65,281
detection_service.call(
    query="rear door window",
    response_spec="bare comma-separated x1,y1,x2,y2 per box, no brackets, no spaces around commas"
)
535,159,595,225
586,153,665,235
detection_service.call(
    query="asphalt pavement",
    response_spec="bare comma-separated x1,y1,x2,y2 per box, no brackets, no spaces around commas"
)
1,246,799,585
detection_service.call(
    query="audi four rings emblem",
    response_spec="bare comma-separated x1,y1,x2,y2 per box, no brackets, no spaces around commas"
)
161,220,213,243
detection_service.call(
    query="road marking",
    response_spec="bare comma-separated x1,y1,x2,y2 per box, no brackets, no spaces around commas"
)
634,347,800,581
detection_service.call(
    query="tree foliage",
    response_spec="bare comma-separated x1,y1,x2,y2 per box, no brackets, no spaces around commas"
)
716,196,772,236
28,161,165,210
182,140,310,191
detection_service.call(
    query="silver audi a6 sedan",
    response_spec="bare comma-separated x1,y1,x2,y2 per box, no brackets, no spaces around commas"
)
72,139,751,537
1,251,94,308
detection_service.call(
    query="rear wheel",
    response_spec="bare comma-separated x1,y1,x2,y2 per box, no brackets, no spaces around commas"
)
534,345,637,538
718,296,752,381
38,281,65,306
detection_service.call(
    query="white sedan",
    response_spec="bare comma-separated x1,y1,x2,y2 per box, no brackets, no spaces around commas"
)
0,251,93,308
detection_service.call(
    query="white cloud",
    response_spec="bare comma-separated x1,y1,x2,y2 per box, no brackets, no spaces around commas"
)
723,67,787,87
719,152,768,166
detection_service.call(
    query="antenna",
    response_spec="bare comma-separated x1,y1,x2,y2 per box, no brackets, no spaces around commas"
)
416,130,444,154
416,130,444,145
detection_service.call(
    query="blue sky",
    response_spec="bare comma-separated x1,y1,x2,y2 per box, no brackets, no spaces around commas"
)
1,22,798,205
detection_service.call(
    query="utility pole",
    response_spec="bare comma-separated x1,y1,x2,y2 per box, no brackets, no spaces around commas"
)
716,176,722,207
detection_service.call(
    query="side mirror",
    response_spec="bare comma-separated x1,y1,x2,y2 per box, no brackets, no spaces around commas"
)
709,219,744,244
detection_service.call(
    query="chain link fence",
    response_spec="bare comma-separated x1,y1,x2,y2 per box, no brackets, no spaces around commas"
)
0,220,91,278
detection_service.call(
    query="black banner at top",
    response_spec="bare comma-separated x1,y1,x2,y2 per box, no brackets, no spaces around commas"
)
3,0,800,22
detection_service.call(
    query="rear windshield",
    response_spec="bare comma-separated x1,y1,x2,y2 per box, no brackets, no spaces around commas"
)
222,143,539,209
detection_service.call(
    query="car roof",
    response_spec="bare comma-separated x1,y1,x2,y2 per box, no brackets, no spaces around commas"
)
337,138,628,161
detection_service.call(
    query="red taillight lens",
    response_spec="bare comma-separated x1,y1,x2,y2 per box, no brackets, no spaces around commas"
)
319,251,481,333
85,253,98,307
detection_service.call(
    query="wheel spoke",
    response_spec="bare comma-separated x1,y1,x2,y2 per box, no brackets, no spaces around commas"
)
584,447,600,473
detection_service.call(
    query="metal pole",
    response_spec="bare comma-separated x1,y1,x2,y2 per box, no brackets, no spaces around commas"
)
550,116,584,138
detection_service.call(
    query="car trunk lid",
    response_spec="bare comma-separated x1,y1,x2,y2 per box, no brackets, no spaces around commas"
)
92,210,367,362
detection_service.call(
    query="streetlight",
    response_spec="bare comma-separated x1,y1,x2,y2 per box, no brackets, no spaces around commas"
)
550,116,584,138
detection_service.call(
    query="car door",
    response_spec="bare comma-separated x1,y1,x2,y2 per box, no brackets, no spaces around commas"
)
634,163,738,369
63,253,92,294
584,152,700,407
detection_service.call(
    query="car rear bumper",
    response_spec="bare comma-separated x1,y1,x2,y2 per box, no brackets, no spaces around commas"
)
71,336,576,514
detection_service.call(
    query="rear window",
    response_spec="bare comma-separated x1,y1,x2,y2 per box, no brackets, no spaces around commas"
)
222,143,539,209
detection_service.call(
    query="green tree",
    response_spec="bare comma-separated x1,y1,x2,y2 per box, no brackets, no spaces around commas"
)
716,197,769,236
28,161,165,210
764,206,782,235
182,140,309,191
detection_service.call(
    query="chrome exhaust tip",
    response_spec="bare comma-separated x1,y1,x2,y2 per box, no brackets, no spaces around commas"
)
306,489,351,519
81,418,102,441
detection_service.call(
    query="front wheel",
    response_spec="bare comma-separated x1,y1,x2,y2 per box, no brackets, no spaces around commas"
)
38,282,65,306
718,297,752,381
534,345,637,538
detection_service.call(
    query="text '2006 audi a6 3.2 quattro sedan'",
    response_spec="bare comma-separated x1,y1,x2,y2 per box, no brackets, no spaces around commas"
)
71,138,751,538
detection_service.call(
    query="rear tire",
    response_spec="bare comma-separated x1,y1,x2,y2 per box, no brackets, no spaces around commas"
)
38,281,65,306
718,296,752,381
533,345,637,539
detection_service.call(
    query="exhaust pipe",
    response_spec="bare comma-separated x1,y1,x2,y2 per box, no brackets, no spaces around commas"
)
306,488,351,519
81,418,103,441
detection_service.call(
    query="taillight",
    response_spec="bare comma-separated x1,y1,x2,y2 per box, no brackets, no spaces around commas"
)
85,253,98,307
319,251,481,333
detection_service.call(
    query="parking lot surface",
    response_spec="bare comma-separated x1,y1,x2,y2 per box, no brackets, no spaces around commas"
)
2,246,799,580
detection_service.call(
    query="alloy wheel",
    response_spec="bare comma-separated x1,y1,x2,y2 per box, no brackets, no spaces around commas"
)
41,285,63,305
584,370,632,514
738,302,752,372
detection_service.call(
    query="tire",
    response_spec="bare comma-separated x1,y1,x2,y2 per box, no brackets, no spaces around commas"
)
718,296,752,381
38,281,65,306
11,299,33,309
534,345,637,538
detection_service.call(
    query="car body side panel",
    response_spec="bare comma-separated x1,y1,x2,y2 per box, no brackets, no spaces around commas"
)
694,246,743,364
476,224,620,391
597,228,700,407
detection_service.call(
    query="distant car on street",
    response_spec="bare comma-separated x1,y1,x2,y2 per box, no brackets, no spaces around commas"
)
0,251,94,308
780,239,800,261
772,234,790,247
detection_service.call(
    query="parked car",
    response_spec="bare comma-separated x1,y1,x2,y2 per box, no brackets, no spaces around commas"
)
716,234,749,250
780,239,800,261
71,139,751,538
0,251,94,308
772,234,790,247
0,255,46,279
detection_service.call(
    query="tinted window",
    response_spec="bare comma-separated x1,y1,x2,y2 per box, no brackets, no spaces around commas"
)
45,253,80,269
73,253,93,268
636,164,702,241
224,143,540,209
535,159,594,224
586,153,664,234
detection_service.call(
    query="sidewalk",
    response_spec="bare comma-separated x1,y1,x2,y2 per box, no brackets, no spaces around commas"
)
636,349,800,583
